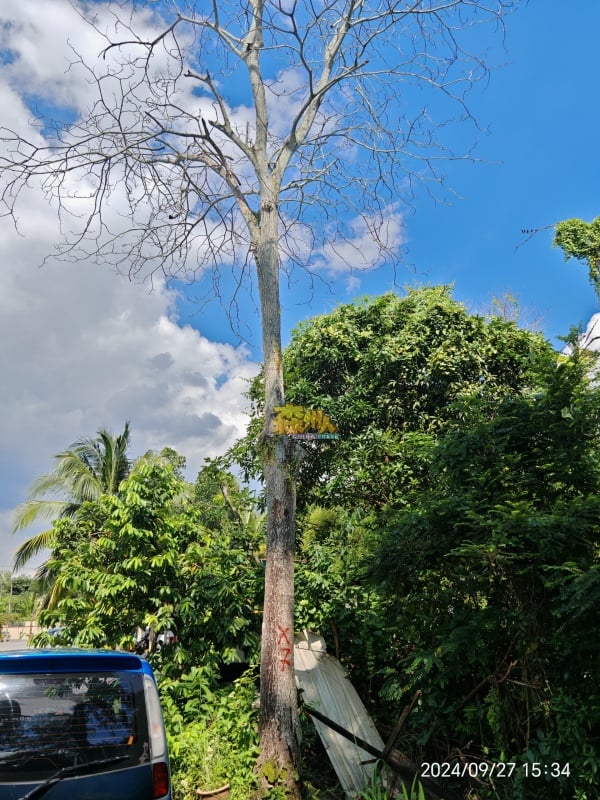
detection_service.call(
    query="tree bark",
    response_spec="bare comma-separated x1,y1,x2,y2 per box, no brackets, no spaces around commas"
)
255,195,301,795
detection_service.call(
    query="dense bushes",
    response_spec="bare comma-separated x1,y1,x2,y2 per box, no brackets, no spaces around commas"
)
163,672,259,800
269,289,600,799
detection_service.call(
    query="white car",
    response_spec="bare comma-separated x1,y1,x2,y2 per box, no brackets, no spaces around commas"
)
157,630,177,649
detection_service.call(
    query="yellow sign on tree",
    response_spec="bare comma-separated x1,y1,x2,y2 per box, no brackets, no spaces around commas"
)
273,405,338,439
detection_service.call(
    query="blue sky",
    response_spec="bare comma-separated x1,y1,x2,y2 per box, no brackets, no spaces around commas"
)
176,0,599,355
0,0,598,572
403,1,600,344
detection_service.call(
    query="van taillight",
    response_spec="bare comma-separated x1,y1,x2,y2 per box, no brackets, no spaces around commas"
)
152,761,170,798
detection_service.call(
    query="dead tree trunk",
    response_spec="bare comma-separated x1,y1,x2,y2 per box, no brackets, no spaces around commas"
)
255,194,301,795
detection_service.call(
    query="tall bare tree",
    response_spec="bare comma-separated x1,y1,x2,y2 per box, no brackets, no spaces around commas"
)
0,0,515,790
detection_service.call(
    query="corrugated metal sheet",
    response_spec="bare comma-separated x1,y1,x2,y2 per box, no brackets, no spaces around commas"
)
294,631,385,797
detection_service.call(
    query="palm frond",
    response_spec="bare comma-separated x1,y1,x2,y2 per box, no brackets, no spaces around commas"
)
53,450,105,502
13,423,132,561
11,500,71,533
40,574,65,612
33,561,54,585
17,422,132,527
13,528,57,572
26,468,73,500
97,420,132,494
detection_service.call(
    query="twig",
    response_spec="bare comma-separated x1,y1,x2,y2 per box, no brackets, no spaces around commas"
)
455,661,517,714
382,689,422,756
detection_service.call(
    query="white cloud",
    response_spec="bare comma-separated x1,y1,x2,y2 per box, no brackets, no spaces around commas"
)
0,1,171,116
0,2,261,572
1,1,102,114
0,225,259,561
0,206,259,561
316,205,407,281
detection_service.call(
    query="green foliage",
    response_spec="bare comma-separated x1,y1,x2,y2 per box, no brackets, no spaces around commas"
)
397,775,426,800
0,572,40,627
34,455,264,681
554,216,600,294
11,421,132,575
367,346,600,799
294,507,391,704
242,287,600,800
359,770,389,800
235,287,548,512
166,675,259,800
29,450,265,799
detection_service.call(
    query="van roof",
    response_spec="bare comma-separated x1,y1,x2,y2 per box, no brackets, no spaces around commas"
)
0,648,154,676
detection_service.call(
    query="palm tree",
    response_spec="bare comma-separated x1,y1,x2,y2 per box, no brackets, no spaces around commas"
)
12,422,132,573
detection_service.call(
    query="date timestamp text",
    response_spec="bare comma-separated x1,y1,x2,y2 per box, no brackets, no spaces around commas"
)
420,761,571,780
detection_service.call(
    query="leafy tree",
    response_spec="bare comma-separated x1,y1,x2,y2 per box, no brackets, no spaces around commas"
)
11,422,132,574
0,572,40,628
0,0,518,783
250,288,599,799
367,347,600,799
554,216,600,295
33,453,265,798
294,506,391,693
36,455,265,679
238,287,549,511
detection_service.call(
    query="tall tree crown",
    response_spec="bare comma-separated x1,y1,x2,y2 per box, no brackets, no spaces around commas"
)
0,1,513,286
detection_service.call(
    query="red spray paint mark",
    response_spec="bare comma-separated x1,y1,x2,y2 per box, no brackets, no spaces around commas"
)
277,625,292,671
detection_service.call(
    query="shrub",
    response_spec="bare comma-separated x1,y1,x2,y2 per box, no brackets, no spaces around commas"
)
165,673,259,800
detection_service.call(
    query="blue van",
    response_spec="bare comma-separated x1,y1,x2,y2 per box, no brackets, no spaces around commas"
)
0,649,171,800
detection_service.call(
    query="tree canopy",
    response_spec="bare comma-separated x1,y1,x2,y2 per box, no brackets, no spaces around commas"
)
37,454,264,675
239,286,550,510
554,216,600,295
33,450,266,798
237,286,600,799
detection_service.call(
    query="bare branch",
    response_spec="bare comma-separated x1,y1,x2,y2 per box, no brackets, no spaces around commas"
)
1,0,512,286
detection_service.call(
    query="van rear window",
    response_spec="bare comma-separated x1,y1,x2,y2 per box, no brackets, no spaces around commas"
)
0,671,148,780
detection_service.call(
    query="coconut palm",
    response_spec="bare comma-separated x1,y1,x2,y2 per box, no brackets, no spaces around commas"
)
12,422,132,573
